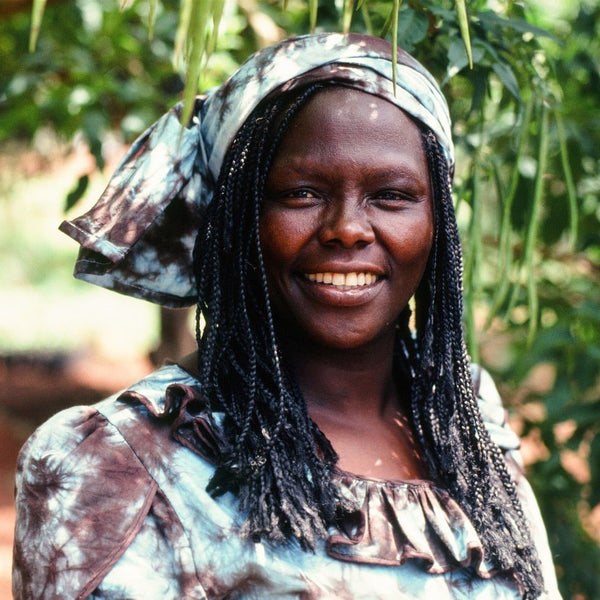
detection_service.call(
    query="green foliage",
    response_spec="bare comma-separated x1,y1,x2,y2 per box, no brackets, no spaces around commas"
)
1,0,184,169
498,284,600,598
483,4,600,585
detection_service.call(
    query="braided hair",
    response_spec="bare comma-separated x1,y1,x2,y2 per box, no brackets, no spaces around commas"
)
192,85,544,597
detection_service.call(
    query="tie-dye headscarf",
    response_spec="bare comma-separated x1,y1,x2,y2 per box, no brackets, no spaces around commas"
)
60,33,453,307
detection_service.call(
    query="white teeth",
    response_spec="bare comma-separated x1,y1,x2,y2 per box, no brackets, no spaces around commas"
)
346,272,358,287
305,272,379,288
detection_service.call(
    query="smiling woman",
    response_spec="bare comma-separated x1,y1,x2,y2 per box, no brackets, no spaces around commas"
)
13,34,561,600
261,88,433,352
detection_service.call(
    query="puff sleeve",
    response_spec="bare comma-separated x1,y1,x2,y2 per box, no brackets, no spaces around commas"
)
12,405,158,600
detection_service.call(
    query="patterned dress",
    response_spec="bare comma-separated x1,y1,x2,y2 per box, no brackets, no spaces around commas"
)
13,364,561,599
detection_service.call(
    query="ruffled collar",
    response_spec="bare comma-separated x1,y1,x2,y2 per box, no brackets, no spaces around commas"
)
328,469,495,576
119,377,496,578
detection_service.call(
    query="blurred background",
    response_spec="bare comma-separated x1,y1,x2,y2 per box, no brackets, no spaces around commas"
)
0,0,599,598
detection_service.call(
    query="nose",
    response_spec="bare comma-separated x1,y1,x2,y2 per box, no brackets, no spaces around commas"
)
318,199,375,249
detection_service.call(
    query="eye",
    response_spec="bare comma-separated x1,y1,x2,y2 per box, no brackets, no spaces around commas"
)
285,189,318,199
267,188,322,207
371,190,417,209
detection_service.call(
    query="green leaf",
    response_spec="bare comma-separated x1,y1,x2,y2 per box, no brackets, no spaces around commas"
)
64,174,90,212
491,61,521,102
477,11,558,41
174,0,193,66
589,434,600,506
29,0,47,52
392,0,401,92
443,40,485,84
560,401,600,429
396,8,428,51
487,97,533,326
455,0,473,69
180,0,212,129
343,0,354,33
207,0,226,55
554,109,579,249
148,0,158,40
310,0,318,33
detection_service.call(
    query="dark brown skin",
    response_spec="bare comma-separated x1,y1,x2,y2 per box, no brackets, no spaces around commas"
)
181,87,434,482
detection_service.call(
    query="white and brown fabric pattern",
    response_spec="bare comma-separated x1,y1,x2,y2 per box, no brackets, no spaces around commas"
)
13,365,560,599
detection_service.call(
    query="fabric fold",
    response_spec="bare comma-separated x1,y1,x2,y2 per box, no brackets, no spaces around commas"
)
60,97,210,307
328,471,493,577
119,382,223,464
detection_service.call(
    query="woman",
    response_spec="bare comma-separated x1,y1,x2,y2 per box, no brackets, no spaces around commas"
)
13,33,560,599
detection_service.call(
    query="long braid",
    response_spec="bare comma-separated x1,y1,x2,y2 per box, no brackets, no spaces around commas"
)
405,129,544,598
193,84,341,548
193,82,544,595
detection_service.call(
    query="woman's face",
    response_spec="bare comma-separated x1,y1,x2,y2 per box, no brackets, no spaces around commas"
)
260,87,433,351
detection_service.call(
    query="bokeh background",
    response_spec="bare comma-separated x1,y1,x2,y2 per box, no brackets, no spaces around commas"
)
1,0,599,598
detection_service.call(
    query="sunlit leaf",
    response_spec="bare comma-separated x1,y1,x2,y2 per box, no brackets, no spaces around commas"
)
554,109,578,249
478,11,557,41
309,0,318,32
360,1,373,35
28,0,47,52
525,101,549,344
207,0,226,55
343,0,355,33
455,0,473,69
148,0,159,40
174,0,193,65
180,0,212,129
391,0,400,93
487,97,533,327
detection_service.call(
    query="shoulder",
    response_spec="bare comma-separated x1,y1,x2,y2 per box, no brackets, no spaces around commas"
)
14,364,199,484
12,364,204,600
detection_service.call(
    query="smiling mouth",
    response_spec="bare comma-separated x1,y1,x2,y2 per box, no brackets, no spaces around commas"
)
304,271,381,290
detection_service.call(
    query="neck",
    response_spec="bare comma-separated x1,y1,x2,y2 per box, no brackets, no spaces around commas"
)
281,332,399,418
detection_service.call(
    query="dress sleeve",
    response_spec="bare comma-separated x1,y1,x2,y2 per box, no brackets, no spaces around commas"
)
473,366,563,600
12,405,159,600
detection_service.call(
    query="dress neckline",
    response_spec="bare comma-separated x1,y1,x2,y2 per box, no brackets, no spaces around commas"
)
119,366,497,578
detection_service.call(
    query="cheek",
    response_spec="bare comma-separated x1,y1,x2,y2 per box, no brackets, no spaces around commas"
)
259,218,287,272
259,212,312,270
388,219,434,270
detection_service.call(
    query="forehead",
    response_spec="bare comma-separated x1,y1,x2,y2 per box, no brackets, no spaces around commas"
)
271,87,428,177
289,86,421,132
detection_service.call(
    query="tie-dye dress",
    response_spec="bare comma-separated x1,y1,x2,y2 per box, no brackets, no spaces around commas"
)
12,364,561,599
